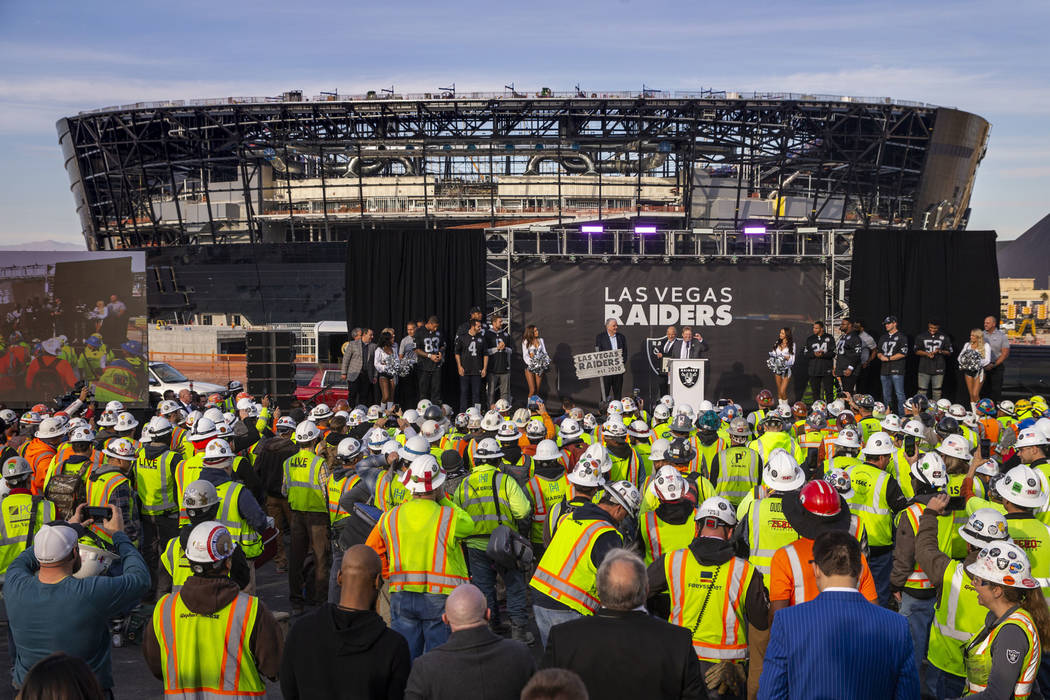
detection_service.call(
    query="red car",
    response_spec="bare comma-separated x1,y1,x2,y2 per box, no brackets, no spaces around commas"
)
293,363,348,406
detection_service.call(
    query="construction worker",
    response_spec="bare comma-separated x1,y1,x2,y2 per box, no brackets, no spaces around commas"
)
136,416,182,599
915,495,1011,698
889,451,955,672
626,419,654,476
648,496,766,699
797,411,830,476
93,342,145,404
851,394,882,444
989,465,1050,604
323,436,364,602
77,333,108,382
282,420,330,613
530,478,639,647
823,426,863,474
651,403,674,440
198,437,268,575
735,449,804,578
693,411,726,479
374,435,427,511
998,400,1019,435
465,411,502,467
524,439,568,560
145,521,282,694
42,425,99,520
1014,428,1050,505
0,456,56,574
176,416,223,522
939,433,984,501
545,452,607,545
365,454,474,659
893,419,928,499
160,481,252,593
557,418,588,468
639,466,695,566
157,400,188,452
714,417,763,507
496,420,534,489
86,437,140,546
451,434,533,644
601,420,642,488
747,389,776,433
747,414,799,464
520,418,548,458
23,416,65,495
847,431,911,607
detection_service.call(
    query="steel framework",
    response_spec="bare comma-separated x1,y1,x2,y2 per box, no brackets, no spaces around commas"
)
485,226,854,331
57,92,987,251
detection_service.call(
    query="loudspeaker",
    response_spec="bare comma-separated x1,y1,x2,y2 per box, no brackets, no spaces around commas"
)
245,331,297,407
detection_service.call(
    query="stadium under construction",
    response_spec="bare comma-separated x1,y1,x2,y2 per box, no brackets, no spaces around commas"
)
56,90,990,325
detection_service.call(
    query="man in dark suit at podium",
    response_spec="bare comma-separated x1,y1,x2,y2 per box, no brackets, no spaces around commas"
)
668,326,707,360
595,318,627,401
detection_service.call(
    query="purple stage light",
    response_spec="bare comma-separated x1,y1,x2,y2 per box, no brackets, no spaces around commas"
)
634,226,657,234
743,226,767,235
580,225,604,233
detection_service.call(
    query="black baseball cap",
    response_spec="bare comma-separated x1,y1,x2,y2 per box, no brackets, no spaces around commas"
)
883,315,898,325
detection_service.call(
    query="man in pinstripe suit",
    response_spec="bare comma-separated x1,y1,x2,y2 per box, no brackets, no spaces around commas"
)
758,530,919,700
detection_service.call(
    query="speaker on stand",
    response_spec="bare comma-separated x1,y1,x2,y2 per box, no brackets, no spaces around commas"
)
245,331,297,409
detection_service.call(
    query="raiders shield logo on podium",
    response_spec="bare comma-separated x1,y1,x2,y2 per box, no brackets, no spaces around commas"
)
678,366,700,388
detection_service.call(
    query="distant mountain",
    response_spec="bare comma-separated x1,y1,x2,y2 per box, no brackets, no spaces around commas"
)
0,239,87,251
999,213,1050,286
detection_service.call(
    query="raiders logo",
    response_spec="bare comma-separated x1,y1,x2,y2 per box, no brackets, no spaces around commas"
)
679,367,700,388
1007,649,1021,664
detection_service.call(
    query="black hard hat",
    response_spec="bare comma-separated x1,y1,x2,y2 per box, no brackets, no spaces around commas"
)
423,405,445,423
666,437,696,464
670,414,693,434
936,416,960,437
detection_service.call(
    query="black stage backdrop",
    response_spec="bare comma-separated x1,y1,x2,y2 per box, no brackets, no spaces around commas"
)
848,230,1000,402
513,261,825,411
346,230,486,400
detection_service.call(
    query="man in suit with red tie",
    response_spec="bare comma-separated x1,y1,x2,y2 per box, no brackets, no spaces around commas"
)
758,530,919,699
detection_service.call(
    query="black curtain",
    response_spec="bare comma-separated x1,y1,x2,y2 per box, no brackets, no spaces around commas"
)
848,230,1000,402
346,229,486,399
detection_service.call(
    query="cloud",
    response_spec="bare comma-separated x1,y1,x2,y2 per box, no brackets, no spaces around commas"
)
0,42,172,67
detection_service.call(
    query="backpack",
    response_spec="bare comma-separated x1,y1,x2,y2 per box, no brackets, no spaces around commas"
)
30,357,66,401
44,460,88,521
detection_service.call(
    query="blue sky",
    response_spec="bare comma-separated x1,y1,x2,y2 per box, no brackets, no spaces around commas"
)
1,0,1046,246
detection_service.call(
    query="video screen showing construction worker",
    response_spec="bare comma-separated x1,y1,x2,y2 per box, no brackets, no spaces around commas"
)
0,250,148,407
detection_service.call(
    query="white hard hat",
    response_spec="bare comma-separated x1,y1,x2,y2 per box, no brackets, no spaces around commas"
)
295,420,320,443
416,399,433,414
105,400,125,413
337,437,363,461
203,407,225,425
582,413,598,430
69,426,95,443
627,420,653,440
73,542,119,579
496,420,521,443
512,408,532,428
381,441,401,458
976,460,1001,478
936,434,973,461
465,406,482,419
186,521,236,564
140,425,154,445
310,403,334,420
0,408,17,425
474,437,504,461
158,399,181,415
823,468,854,498
696,496,738,526
525,419,547,439
103,437,137,461
996,465,1049,509
880,414,902,433
1035,417,1050,442
651,465,687,503
403,409,420,426
559,418,583,440
221,411,235,426
959,508,1011,548
400,435,430,461
999,400,1016,416
911,451,948,490
901,419,926,439
607,400,623,415
698,400,714,413
962,413,978,430
420,419,446,443
653,404,671,422
762,449,804,491
659,394,674,409
347,408,367,426
568,455,605,487
183,479,220,510
827,399,846,416
862,432,895,456
604,480,641,514
35,417,68,440
674,402,695,419
20,411,42,426
480,411,502,432
948,404,967,420
203,438,234,464
188,416,218,441
494,398,511,413
620,397,636,412
650,438,671,462
402,454,445,494
935,398,952,412
275,416,297,432
364,428,390,452
872,401,887,419
235,398,253,412
601,420,627,438
366,405,382,421
1015,427,1049,449
581,443,612,474
833,428,862,449
534,439,561,462
148,416,172,437
66,416,87,431
184,410,202,429
2,456,33,479
965,541,1039,589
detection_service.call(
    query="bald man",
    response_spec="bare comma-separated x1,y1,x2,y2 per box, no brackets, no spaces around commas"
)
405,584,536,700
281,545,410,699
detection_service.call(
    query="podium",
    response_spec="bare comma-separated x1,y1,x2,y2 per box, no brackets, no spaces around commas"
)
668,358,706,410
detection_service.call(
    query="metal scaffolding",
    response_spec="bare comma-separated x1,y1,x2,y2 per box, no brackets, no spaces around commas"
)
485,226,854,329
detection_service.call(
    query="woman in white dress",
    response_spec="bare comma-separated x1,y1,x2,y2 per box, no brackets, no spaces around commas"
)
373,331,398,409
522,324,547,398
959,327,992,407
771,327,795,405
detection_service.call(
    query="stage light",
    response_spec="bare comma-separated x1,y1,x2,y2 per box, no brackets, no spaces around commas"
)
634,226,657,234
540,255,549,264
797,227,818,234
581,225,604,233
601,255,610,264
743,226,766,235
662,256,670,264
568,255,577,263
730,255,739,264
793,255,802,264
698,255,708,264
631,256,640,264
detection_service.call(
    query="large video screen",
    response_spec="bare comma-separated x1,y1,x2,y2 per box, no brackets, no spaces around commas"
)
0,251,148,407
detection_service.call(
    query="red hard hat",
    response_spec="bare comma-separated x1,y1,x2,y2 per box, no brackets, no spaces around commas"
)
798,480,841,517
792,401,808,419
757,390,774,408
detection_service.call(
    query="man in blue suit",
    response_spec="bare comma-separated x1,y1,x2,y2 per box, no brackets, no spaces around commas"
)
757,530,920,700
